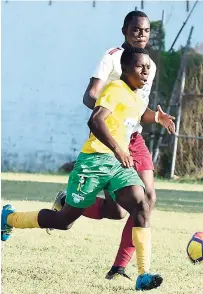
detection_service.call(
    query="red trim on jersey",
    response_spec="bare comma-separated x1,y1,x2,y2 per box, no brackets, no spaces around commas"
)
108,48,121,55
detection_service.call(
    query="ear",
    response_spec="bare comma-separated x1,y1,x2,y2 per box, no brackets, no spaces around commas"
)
122,26,126,36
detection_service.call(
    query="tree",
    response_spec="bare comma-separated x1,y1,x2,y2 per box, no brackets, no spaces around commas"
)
147,20,165,51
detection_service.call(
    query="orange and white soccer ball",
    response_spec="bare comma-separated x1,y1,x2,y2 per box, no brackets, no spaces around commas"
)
187,232,203,264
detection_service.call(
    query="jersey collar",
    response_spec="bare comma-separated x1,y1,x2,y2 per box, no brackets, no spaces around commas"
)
121,43,133,50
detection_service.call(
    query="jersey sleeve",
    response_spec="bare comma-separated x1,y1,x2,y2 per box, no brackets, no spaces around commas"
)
92,50,114,82
95,85,119,112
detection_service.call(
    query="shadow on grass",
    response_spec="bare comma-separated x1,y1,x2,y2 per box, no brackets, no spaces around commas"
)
2,180,203,213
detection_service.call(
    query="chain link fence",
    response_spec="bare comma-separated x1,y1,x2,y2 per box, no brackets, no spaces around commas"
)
173,93,203,179
174,135,203,178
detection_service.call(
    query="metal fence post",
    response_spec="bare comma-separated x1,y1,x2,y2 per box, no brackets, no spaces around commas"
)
170,69,186,178
153,26,194,165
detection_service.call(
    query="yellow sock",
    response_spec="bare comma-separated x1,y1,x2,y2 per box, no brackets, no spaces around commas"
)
7,211,40,229
132,227,151,275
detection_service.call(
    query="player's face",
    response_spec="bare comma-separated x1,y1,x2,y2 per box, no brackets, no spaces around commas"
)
129,54,150,89
123,17,150,48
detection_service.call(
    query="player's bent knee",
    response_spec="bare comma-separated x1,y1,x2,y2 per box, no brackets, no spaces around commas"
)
119,209,127,219
139,200,150,213
131,200,150,227
66,222,74,230
113,207,127,219
101,200,127,219
59,218,72,230
60,221,74,230
116,185,145,215
145,188,156,208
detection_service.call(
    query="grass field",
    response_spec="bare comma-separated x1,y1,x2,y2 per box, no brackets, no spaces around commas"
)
1,174,203,294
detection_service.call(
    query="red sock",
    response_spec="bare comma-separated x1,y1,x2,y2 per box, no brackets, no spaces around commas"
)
113,215,135,268
83,198,104,219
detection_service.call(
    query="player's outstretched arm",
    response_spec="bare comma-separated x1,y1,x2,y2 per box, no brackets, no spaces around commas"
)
88,107,133,168
141,107,157,124
83,78,106,110
141,106,176,134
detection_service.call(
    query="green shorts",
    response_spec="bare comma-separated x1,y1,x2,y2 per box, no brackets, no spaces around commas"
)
66,153,144,208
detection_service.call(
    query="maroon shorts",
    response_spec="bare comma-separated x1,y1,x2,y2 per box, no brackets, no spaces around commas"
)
129,132,154,172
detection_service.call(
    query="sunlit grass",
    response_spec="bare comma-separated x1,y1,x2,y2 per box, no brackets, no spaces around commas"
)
1,179,203,294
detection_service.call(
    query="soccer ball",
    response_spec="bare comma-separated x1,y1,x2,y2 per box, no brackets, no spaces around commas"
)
187,232,203,264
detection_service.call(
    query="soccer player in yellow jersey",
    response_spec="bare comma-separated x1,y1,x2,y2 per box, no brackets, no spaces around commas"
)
47,11,175,281
2,47,163,291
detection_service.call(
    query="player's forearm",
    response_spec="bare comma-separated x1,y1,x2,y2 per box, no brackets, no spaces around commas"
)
88,118,121,153
83,78,106,110
141,107,156,124
83,88,97,110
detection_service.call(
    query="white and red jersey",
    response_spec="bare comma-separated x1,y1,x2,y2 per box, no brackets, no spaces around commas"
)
92,46,156,133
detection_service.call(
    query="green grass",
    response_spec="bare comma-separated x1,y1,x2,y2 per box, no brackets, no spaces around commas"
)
155,176,203,185
2,180,203,213
1,180,203,294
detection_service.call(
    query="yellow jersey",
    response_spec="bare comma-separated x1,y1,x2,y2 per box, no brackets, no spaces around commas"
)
82,80,145,154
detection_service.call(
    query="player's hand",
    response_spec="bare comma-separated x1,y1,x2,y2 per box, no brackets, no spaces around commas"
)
157,105,176,135
114,148,134,168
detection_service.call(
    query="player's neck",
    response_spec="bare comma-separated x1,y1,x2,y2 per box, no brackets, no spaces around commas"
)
122,42,132,50
120,75,137,91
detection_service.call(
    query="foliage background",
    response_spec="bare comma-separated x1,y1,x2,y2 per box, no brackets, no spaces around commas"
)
143,21,203,179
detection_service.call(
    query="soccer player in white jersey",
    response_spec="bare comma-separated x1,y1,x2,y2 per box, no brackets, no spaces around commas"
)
48,10,175,279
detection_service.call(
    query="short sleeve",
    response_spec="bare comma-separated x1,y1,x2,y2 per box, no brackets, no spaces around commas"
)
95,85,119,112
92,50,114,82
